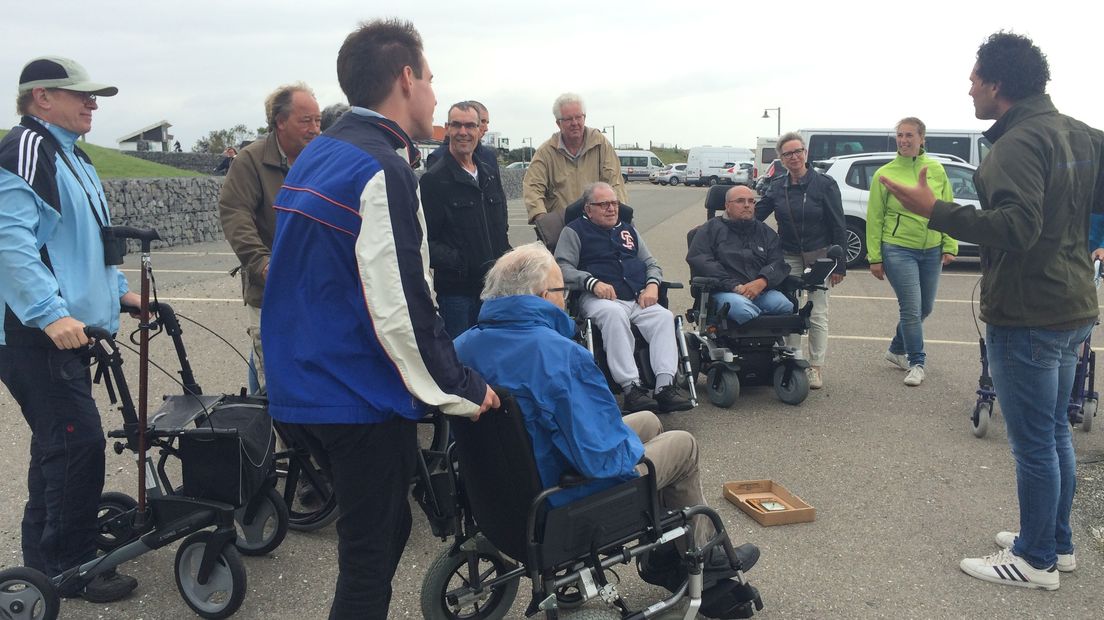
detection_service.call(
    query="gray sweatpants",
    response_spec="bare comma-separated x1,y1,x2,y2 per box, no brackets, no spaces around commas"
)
579,295,678,389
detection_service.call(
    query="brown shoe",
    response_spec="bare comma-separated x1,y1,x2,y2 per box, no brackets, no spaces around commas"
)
807,366,823,390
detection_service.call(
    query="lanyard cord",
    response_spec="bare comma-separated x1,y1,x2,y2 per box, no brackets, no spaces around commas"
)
55,148,110,228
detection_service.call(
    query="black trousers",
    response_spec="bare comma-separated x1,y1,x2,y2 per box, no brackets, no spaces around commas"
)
294,416,417,620
0,345,106,577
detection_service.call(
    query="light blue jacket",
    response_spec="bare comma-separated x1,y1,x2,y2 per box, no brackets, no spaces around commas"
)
454,295,644,507
0,118,127,345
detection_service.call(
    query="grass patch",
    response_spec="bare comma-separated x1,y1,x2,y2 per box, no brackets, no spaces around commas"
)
0,129,203,179
651,147,689,166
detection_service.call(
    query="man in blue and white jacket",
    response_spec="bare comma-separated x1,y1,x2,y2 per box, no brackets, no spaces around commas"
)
0,56,140,602
261,20,498,619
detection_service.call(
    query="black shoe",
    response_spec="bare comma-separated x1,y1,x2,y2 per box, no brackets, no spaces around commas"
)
62,569,138,603
700,579,764,619
295,479,323,511
654,384,694,413
637,543,684,592
622,384,658,414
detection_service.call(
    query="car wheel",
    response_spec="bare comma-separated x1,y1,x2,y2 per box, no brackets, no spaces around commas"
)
707,177,718,187
659,180,668,186
670,176,680,186
844,220,866,268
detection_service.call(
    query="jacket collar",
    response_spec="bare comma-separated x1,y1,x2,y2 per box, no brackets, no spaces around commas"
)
475,295,575,339
347,107,419,165
260,132,288,173
442,148,485,187
984,94,1057,144
22,115,79,152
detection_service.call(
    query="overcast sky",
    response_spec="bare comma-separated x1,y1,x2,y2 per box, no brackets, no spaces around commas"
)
3,1,1100,153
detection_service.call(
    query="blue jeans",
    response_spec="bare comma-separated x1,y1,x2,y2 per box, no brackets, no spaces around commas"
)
986,322,1093,569
882,244,942,367
437,295,482,339
713,290,794,325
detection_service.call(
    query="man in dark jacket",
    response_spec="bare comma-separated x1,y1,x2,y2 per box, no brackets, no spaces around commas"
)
555,182,692,414
688,185,792,324
882,32,1104,592
420,101,510,337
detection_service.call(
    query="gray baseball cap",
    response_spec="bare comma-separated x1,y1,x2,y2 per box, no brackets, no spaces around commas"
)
18,56,118,96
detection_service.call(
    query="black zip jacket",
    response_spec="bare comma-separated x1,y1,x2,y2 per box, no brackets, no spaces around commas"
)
755,164,848,273
686,216,790,291
420,150,511,296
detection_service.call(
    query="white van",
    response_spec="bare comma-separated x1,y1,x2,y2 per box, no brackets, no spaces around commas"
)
686,146,754,186
754,136,778,179
799,128,990,166
616,150,665,182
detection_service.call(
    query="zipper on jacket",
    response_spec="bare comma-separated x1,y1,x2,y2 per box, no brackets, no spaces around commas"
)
891,213,902,236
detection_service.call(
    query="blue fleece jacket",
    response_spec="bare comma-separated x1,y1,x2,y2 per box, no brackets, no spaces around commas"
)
454,295,644,507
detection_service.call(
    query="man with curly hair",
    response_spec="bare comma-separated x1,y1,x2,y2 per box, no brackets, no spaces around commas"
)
881,31,1104,591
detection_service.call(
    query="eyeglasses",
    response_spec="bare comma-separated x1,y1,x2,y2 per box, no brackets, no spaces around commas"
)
557,114,585,124
586,200,618,210
447,121,479,131
543,284,569,300
725,198,757,205
781,147,806,159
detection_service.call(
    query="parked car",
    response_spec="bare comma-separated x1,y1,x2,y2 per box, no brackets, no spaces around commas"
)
505,161,530,170
718,161,755,186
754,159,784,194
815,152,979,268
650,163,688,185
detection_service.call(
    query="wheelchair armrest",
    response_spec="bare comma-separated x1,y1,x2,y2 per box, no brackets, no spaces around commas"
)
776,275,805,295
558,470,592,488
661,281,684,290
690,276,725,291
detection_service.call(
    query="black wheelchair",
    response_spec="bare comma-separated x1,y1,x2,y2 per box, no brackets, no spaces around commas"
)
418,389,761,619
536,199,699,409
684,187,843,407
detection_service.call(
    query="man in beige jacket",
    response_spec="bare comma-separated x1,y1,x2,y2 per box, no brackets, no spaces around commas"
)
523,93,627,225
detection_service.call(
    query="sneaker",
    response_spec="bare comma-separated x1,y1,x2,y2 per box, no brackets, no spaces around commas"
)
884,350,909,371
807,366,823,390
995,531,1076,572
904,365,925,386
296,479,323,511
622,384,658,414
654,384,693,413
959,548,1059,590
61,569,139,603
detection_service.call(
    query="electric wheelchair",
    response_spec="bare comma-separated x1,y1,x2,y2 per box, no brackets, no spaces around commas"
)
418,388,762,619
535,199,699,409
684,186,843,407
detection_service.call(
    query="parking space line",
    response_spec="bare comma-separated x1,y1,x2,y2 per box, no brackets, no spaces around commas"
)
835,294,975,304
831,333,1104,352
151,251,237,256
120,269,231,274
153,297,241,303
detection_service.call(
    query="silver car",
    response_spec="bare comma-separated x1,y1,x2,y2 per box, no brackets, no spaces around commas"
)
650,163,688,186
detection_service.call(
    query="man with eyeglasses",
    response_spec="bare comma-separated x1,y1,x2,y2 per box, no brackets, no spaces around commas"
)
555,182,693,414
0,56,141,602
687,185,793,324
424,100,498,170
219,82,320,393
420,101,511,336
523,93,627,224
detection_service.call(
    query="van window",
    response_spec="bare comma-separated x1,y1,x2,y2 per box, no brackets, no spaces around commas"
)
649,157,662,167
925,136,970,161
761,148,777,164
807,135,895,160
619,156,649,168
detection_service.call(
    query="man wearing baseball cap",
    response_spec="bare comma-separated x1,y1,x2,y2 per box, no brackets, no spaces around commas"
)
0,56,141,602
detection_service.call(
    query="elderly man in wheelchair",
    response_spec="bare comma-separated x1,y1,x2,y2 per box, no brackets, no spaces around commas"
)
684,185,843,407
429,243,763,619
553,182,694,414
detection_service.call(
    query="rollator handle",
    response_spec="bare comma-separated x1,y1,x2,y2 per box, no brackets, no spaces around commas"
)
84,326,113,342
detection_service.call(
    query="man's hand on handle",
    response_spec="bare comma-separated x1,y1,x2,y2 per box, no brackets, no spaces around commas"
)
44,317,87,350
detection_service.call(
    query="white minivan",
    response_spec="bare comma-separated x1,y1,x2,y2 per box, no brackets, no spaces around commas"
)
686,146,755,186
799,128,990,166
616,150,665,182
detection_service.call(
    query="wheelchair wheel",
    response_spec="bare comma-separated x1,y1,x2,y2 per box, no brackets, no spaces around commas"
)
1082,398,1097,432
971,401,992,438
706,367,740,408
420,535,519,620
0,566,59,620
95,491,137,552
174,531,247,620
234,486,289,556
275,454,339,532
773,365,809,405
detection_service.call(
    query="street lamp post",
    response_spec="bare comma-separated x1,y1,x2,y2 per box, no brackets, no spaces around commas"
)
602,125,616,149
762,107,781,137
522,137,532,163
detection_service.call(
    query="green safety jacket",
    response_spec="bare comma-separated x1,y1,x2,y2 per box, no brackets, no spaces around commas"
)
867,150,958,263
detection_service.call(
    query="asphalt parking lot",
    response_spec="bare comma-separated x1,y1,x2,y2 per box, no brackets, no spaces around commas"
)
1,183,1102,619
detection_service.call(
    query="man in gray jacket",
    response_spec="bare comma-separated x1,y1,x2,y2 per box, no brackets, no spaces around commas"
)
882,32,1104,591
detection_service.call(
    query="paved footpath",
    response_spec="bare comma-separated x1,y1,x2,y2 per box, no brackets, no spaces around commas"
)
1,185,1102,618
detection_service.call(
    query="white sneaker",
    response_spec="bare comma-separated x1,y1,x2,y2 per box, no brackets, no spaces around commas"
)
995,531,1076,572
807,366,823,390
903,365,925,386
884,351,909,371
960,548,1059,590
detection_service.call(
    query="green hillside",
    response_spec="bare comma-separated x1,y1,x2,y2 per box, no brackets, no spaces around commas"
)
652,147,689,165
0,129,202,178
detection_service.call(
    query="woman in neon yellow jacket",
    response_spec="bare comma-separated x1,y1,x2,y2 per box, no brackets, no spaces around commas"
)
867,117,958,387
